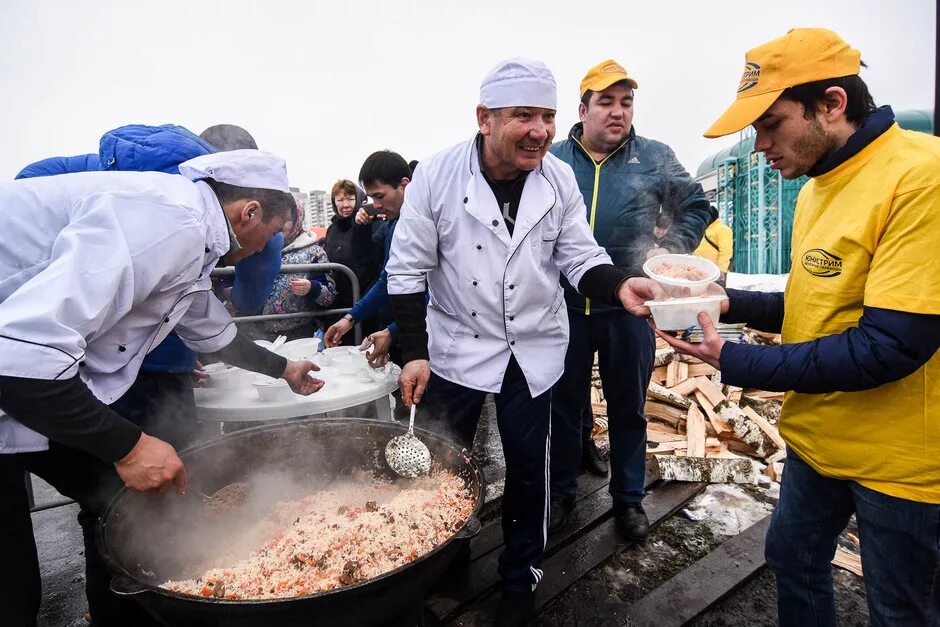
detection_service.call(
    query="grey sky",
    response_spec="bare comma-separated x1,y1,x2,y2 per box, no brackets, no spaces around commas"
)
1,0,934,191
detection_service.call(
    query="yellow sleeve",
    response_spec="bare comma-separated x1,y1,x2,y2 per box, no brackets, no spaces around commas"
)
864,183,940,314
717,224,733,272
693,238,709,260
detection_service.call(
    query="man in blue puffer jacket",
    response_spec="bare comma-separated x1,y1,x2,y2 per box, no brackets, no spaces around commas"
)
547,60,711,539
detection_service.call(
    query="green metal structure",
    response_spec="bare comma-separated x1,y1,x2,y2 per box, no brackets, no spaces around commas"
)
697,109,933,274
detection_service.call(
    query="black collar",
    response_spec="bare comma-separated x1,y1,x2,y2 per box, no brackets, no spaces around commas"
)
809,105,895,177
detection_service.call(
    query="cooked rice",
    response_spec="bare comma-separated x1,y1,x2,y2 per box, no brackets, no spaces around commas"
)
162,470,473,600
654,261,708,281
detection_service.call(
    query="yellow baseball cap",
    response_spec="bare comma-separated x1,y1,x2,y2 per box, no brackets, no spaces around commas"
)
580,59,638,96
704,28,861,138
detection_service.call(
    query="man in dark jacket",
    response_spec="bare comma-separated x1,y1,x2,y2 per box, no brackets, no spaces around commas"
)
548,60,711,538
324,151,412,366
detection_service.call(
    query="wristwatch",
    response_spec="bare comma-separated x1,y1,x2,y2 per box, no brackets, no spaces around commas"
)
343,313,355,323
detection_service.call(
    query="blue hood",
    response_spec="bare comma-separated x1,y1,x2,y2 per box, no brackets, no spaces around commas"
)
98,124,216,173
16,153,101,179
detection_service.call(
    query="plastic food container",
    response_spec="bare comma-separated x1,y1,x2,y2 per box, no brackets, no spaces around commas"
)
643,254,720,297
203,363,246,390
278,338,322,359
253,377,294,402
645,295,728,331
324,347,368,375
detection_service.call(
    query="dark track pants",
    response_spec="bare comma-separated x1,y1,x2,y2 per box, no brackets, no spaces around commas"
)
0,371,194,627
0,443,159,627
418,356,550,592
550,309,654,505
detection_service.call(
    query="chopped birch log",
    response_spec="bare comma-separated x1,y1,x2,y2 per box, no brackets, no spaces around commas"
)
716,400,779,458
651,366,668,385
666,361,680,388
694,390,733,436
667,378,701,397
654,455,757,484
742,406,787,451
722,438,760,457
832,547,863,577
647,430,688,444
743,389,785,401
648,437,721,454
676,362,689,384
765,448,787,464
696,378,727,407
687,363,717,378
686,405,707,457
648,422,680,434
645,401,686,426
763,460,783,482
648,383,692,409
654,348,676,367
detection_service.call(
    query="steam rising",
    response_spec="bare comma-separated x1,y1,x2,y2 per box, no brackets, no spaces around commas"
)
101,420,480,587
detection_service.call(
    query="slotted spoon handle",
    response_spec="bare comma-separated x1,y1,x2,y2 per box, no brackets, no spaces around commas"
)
407,403,417,435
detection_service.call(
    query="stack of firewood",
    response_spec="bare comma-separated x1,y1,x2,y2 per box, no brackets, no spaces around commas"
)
591,333,786,484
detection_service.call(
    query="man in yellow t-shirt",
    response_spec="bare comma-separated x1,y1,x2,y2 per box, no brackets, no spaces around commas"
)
627,28,940,625
694,206,734,282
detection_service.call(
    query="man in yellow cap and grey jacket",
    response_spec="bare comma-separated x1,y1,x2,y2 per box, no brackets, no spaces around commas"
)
547,59,711,539
627,28,940,625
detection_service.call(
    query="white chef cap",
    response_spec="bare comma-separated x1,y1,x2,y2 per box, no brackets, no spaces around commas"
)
479,57,557,111
178,149,290,192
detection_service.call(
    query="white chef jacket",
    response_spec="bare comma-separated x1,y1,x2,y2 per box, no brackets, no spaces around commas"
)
0,171,237,453
386,135,613,397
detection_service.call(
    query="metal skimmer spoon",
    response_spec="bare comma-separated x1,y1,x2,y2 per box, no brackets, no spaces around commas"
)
385,403,432,478
189,482,251,518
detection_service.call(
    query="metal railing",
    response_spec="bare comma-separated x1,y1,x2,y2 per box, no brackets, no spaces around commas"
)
211,262,363,345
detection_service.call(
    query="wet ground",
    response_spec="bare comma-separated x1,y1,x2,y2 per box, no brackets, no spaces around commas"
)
534,481,868,626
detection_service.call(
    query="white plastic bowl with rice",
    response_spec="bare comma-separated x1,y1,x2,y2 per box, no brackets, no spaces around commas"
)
642,254,727,331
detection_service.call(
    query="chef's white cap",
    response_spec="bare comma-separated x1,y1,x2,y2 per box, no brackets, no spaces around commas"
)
178,149,290,192
479,57,557,111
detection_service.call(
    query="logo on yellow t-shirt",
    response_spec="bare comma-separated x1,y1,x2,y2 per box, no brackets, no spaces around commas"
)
801,248,842,278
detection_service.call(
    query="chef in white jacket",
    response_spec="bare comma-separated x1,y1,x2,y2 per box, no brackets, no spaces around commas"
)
386,58,652,626
0,150,323,627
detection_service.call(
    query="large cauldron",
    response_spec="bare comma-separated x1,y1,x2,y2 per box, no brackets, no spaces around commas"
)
97,418,484,626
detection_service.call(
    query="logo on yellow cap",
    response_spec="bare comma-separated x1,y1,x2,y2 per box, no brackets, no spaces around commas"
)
602,62,625,74
737,62,761,93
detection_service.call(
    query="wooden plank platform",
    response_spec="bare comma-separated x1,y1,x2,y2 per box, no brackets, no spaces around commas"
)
425,469,623,621
435,479,706,626
622,514,772,626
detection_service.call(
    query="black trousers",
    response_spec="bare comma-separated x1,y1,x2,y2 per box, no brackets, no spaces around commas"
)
1,371,196,627
110,370,200,450
417,356,550,591
0,443,159,627
550,309,654,505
